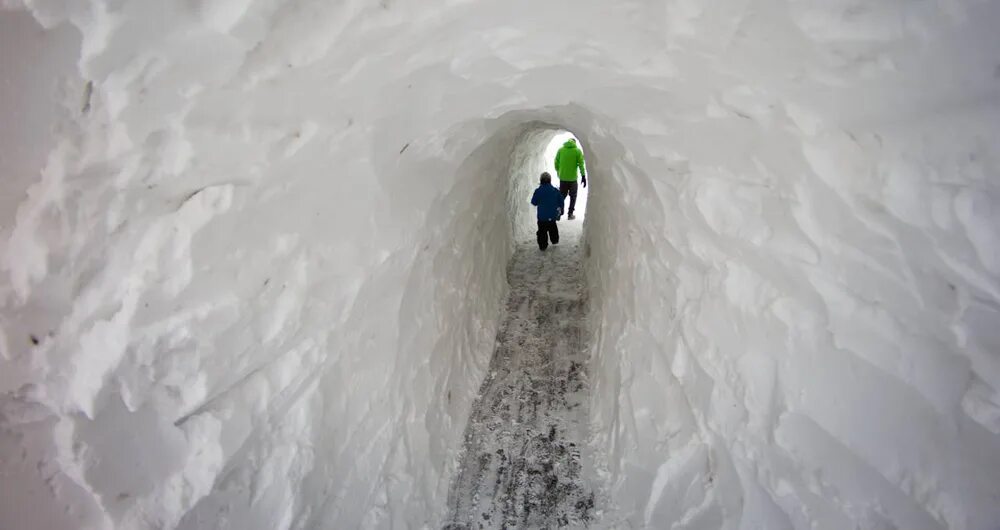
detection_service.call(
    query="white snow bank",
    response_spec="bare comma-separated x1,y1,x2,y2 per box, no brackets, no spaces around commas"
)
2,0,999,529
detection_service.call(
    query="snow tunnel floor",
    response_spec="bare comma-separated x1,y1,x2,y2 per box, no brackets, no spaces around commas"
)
444,220,595,529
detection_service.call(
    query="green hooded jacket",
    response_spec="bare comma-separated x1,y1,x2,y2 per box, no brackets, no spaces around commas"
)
554,139,586,182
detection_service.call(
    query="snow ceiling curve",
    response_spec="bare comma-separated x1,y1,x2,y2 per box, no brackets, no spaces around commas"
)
2,1,1000,529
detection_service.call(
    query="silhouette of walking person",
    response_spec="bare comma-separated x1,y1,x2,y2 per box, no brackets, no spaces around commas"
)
554,138,586,220
530,172,565,251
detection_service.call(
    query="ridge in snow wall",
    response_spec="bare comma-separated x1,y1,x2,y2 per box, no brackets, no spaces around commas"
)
1,1,999,529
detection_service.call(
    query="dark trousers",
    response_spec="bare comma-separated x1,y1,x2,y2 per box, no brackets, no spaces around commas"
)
537,220,559,250
559,181,578,215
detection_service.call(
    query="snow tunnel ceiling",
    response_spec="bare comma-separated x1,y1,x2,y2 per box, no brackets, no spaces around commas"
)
2,1,1000,529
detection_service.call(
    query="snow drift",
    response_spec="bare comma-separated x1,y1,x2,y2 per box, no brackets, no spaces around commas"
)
2,0,999,529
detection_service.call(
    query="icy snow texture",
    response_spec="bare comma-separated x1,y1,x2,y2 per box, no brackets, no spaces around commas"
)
2,0,1000,529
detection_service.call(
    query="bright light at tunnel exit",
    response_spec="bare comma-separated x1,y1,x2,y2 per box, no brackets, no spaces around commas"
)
543,131,588,219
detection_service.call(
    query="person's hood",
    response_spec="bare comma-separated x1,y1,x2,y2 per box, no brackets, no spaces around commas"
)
563,139,577,148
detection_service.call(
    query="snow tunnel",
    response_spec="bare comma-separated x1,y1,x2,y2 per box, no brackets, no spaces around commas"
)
2,1,1000,530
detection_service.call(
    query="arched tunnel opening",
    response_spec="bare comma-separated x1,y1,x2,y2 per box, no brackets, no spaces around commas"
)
442,120,597,527
3,2,1000,530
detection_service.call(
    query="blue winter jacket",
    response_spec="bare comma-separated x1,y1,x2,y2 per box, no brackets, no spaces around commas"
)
531,184,565,221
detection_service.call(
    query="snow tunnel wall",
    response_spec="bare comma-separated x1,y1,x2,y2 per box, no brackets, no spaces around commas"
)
2,1,1000,529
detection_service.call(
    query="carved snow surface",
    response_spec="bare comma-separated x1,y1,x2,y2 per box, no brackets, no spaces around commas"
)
445,224,596,529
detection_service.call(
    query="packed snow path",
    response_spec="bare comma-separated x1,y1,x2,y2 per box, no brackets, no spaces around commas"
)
445,220,595,529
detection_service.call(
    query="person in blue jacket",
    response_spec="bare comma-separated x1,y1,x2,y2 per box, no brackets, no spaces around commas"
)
530,172,565,251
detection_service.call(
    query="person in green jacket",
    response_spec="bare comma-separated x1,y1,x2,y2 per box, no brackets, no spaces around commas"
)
554,138,587,219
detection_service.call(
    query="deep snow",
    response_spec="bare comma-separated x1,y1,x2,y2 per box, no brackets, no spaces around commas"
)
2,1,1000,529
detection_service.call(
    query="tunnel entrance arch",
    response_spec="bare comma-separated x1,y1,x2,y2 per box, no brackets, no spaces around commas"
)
392,103,656,527
501,124,591,246
444,121,600,527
